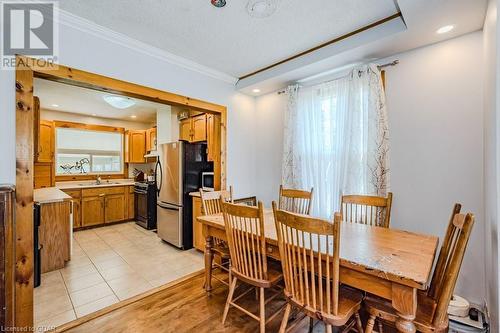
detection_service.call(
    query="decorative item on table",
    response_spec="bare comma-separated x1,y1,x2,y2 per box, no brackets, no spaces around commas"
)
448,295,488,332
133,168,145,182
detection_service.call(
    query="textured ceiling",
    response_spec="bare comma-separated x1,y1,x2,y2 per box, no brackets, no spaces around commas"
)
58,0,398,78
34,79,160,122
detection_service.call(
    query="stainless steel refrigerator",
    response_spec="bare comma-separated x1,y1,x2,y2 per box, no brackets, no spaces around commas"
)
155,141,212,249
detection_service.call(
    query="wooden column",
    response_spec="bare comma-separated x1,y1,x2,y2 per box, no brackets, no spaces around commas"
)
15,58,35,329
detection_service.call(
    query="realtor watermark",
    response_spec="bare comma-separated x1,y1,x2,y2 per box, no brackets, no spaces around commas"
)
1,0,59,70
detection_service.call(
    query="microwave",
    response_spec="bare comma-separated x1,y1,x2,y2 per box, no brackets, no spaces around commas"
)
202,172,214,191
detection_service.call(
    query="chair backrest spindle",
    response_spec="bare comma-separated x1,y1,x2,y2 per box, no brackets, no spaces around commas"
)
273,201,341,319
340,193,392,227
199,186,233,215
279,185,314,215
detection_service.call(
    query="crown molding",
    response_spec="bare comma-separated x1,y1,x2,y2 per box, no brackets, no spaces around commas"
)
57,9,238,85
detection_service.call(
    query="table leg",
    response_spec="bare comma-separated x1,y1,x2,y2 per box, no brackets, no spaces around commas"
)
204,235,214,292
391,284,417,333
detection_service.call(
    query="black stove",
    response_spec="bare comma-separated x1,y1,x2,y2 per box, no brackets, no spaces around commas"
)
134,181,157,230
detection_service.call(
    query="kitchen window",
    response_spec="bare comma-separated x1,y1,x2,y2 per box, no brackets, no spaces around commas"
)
55,127,124,175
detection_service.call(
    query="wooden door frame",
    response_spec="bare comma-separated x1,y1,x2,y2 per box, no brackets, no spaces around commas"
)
13,55,227,329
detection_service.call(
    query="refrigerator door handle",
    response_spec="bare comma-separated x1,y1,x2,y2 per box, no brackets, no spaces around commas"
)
155,159,163,195
157,202,180,210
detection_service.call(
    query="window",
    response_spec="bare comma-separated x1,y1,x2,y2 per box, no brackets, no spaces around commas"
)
55,128,124,175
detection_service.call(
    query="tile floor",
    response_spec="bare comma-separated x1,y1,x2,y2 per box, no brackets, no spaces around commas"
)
34,222,204,331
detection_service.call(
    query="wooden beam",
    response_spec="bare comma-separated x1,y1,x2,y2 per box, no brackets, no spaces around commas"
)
15,56,35,329
19,56,226,114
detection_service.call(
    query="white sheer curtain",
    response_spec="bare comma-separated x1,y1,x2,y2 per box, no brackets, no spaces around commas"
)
282,64,389,219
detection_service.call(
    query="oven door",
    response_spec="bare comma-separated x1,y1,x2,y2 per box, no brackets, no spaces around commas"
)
134,189,149,224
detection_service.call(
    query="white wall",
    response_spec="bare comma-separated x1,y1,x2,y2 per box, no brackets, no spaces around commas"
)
41,109,153,130
254,31,486,304
0,19,257,198
483,0,500,329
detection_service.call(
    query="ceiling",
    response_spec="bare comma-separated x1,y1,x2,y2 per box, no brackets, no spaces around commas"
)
34,78,160,123
58,0,399,78
58,0,488,95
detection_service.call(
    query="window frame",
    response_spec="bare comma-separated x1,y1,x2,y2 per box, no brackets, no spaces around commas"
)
53,121,128,181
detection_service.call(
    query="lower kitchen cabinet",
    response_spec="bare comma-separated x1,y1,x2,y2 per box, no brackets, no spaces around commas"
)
81,196,105,227
64,185,135,230
128,187,135,220
192,196,204,251
105,193,126,223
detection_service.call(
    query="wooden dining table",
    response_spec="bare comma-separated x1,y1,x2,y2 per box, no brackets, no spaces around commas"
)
198,209,439,333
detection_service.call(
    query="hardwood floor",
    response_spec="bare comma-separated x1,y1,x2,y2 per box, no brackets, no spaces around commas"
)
56,271,331,333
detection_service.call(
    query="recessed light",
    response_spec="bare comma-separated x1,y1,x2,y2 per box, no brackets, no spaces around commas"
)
436,25,454,34
51,104,59,107
130,115,137,119
252,88,261,93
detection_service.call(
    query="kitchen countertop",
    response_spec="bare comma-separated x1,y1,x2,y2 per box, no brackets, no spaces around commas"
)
56,179,136,190
34,187,72,204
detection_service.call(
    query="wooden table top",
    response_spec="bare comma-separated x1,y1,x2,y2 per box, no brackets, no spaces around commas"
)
198,209,439,290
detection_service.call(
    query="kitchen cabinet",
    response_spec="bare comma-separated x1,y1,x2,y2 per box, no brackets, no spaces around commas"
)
34,163,54,189
37,120,54,163
81,196,105,227
38,200,71,273
179,113,208,143
180,118,192,141
62,189,82,228
128,186,135,220
126,130,146,163
192,196,204,251
105,193,126,223
192,114,207,142
146,127,157,152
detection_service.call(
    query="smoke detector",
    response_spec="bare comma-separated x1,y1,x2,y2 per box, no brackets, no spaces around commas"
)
246,0,278,18
211,0,226,8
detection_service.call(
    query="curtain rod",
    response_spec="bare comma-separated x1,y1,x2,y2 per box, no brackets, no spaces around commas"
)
276,60,399,94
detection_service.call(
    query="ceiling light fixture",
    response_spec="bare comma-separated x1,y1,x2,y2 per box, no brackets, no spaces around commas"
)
211,0,226,8
252,88,261,93
130,115,137,119
246,0,278,18
51,104,59,107
92,113,97,116
436,25,454,34
103,95,136,109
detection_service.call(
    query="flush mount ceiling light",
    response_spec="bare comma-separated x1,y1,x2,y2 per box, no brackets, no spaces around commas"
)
103,95,136,109
211,0,226,8
436,25,454,34
246,0,278,18
51,104,59,107
130,115,137,119
252,88,261,93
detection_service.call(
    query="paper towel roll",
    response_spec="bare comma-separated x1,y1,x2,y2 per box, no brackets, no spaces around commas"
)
448,295,470,317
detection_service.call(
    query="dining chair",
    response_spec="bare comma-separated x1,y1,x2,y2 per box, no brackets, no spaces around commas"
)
278,185,314,215
221,200,284,333
340,192,393,228
364,204,474,333
273,203,364,333
199,186,233,287
234,196,258,206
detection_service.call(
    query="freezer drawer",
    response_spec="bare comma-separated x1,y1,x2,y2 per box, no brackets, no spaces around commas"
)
157,202,183,248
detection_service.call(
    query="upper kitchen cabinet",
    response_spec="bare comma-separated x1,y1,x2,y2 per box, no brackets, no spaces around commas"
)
146,127,157,152
125,130,146,163
206,114,221,162
180,118,192,141
34,96,54,163
179,113,207,143
192,114,207,142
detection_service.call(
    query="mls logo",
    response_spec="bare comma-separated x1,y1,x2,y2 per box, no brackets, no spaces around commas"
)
1,1,58,69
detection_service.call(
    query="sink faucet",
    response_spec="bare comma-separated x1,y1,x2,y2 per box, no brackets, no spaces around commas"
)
96,175,102,185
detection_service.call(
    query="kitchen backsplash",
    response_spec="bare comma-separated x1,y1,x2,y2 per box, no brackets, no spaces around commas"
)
128,163,156,179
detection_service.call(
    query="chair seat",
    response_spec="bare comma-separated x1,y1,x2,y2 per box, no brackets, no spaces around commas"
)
364,292,446,333
285,285,363,327
231,263,283,289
